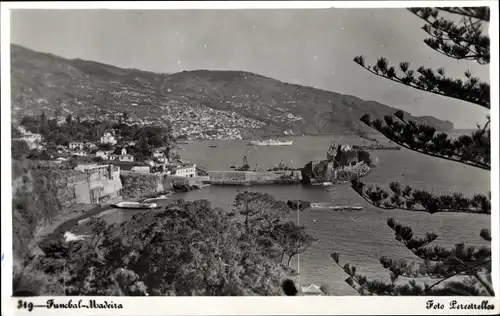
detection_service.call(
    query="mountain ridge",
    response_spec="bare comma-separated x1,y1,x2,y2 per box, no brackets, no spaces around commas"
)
10,44,454,138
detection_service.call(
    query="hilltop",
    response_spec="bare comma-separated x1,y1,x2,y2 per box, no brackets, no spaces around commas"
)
10,44,453,138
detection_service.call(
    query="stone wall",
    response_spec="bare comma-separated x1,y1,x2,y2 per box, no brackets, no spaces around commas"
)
120,171,168,199
11,161,123,258
208,171,249,185
169,176,210,187
74,165,122,204
208,170,302,185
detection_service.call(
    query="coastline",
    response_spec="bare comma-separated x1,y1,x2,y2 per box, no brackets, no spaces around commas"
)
31,204,106,249
34,193,157,247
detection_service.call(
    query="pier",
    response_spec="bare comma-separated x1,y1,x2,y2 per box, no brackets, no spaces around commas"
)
207,170,302,185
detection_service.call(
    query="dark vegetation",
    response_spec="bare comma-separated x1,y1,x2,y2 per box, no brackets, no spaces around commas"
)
333,7,493,296
13,191,316,296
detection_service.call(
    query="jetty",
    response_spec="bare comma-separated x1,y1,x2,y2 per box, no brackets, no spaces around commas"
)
310,203,363,211
207,170,302,185
352,144,401,150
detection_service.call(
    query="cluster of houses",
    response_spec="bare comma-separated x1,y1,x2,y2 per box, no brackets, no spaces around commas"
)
13,126,43,150
70,131,198,178
14,126,197,178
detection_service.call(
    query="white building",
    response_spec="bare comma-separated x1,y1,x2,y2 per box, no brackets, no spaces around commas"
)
18,134,43,149
73,150,87,157
14,126,43,149
119,148,134,162
301,284,324,296
95,150,108,160
171,164,196,178
69,142,84,150
74,163,100,172
100,132,117,145
131,166,150,173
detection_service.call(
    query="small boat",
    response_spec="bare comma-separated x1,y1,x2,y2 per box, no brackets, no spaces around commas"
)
322,182,333,186
114,201,158,209
209,145,217,148
349,206,364,211
142,192,173,203
310,203,364,211
193,183,211,189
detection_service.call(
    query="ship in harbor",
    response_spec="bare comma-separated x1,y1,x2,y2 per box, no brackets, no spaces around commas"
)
248,139,294,146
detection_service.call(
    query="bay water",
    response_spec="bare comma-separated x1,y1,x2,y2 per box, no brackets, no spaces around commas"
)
71,134,491,295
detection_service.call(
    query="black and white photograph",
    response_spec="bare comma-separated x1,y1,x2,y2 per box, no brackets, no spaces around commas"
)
1,1,498,310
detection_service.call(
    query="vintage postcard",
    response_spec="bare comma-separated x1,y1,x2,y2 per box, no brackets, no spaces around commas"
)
1,1,499,315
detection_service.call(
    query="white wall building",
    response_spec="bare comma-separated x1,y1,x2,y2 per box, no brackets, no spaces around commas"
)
119,148,134,162
100,132,117,145
172,164,196,178
73,150,87,157
95,150,108,160
69,142,84,150
19,134,43,149
14,126,43,149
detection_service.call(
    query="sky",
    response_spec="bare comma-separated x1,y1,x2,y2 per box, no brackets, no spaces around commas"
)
10,8,491,129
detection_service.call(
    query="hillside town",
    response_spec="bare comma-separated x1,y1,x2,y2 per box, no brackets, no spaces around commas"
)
13,96,270,141
157,100,266,140
12,123,199,178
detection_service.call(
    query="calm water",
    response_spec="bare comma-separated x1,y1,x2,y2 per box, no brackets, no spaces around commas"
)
71,134,491,295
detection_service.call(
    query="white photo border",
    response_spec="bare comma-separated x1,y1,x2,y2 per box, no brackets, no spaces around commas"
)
1,1,499,315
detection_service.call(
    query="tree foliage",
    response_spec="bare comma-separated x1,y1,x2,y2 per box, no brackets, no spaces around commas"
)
272,221,317,268
232,191,290,235
12,140,30,160
19,193,317,296
333,6,493,296
33,200,287,295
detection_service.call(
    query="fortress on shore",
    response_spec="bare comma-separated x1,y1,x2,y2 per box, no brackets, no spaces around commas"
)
301,142,372,184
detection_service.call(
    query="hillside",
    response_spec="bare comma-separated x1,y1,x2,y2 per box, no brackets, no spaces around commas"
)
10,44,454,138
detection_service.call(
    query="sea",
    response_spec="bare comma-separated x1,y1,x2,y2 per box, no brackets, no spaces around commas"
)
70,133,491,295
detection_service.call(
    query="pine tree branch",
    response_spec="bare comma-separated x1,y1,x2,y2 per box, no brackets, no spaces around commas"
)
436,7,490,22
359,114,490,170
408,7,490,47
381,256,491,280
375,129,489,170
409,9,489,52
386,220,492,264
471,272,495,296
424,259,491,294
451,256,495,296
342,6,493,298
353,62,490,109
331,253,383,295
351,180,491,215
422,31,482,61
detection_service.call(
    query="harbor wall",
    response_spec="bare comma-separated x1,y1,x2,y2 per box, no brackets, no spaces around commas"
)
120,171,168,199
168,175,210,187
78,165,122,204
207,170,302,185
